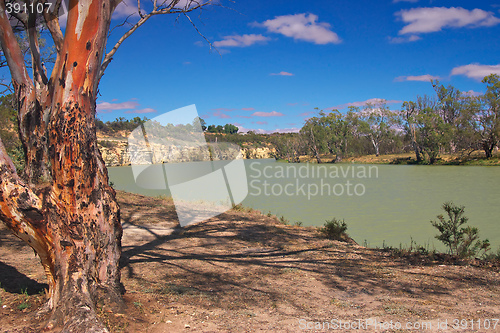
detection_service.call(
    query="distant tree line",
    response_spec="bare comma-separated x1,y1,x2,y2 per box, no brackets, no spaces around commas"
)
272,74,500,164
2,75,499,167
95,116,149,134
205,123,239,134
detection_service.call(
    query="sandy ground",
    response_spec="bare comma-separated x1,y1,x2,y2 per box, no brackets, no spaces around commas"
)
1,191,499,332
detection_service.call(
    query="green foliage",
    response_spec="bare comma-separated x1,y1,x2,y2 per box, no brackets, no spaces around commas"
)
206,123,239,134
279,215,289,225
0,94,25,172
17,288,30,311
95,116,148,134
353,101,400,157
224,123,239,134
269,133,305,162
380,238,434,258
402,95,452,164
318,218,348,241
300,109,355,162
430,202,490,258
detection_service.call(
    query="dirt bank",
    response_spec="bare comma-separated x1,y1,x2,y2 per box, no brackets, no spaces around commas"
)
1,191,499,332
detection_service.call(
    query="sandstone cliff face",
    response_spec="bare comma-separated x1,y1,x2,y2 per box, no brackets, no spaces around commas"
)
98,139,275,167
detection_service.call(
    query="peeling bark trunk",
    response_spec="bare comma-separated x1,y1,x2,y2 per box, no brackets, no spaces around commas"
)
370,136,380,157
310,128,322,163
0,1,123,331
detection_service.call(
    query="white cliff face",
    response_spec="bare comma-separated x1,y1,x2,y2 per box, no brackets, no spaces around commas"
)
98,140,275,167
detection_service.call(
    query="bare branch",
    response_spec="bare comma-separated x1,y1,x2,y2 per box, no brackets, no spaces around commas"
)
0,0,32,88
99,0,220,81
99,14,153,82
183,12,219,54
108,12,135,37
42,0,64,53
28,9,49,85
0,81,14,95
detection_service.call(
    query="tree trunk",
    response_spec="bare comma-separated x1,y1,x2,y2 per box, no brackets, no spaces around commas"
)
0,1,123,331
410,124,422,162
310,128,322,163
482,139,494,158
370,136,380,157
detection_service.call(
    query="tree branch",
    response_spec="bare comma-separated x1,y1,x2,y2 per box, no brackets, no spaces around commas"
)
0,137,54,289
98,0,218,81
0,0,32,88
42,0,64,53
28,10,49,85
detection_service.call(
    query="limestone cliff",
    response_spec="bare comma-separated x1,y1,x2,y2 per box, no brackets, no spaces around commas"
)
98,138,275,167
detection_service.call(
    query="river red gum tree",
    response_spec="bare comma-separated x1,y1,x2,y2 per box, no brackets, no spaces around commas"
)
0,0,215,331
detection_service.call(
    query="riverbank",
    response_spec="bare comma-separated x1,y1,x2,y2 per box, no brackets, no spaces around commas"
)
296,151,500,166
1,191,499,332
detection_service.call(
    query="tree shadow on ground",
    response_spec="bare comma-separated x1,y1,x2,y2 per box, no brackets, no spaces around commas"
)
0,261,48,295
118,200,500,321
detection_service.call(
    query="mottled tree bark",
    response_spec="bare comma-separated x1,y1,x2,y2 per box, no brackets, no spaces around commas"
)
0,0,217,330
0,1,122,331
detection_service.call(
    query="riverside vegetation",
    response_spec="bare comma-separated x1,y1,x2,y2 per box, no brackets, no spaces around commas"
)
1,191,499,332
3,76,499,169
1,74,499,332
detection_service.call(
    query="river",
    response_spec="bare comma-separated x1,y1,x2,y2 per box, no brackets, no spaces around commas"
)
108,159,500,251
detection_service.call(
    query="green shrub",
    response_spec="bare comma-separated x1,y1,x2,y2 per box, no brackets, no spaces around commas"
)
319,218,348,241
430,202,490,258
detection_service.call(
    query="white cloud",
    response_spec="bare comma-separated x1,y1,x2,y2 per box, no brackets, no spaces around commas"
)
113,0,139,18
270,71,294,76
238,126,300,134
397,7,500,35
395,74,441,82
388,35,421,43
451,64,500,80
256,13,341,44
213,34,270,47
97,101,139,112
333,98,402,109
463,90,482,97
173,0,209,10
251,111,285,117
125,108,157,114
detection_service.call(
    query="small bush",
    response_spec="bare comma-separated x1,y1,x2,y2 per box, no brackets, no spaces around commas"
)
279,216,289,225
430,202,490,258
319,218,348,241
231,203,244,211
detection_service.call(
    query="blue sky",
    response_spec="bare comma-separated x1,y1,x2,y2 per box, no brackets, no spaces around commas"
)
72,1,500,132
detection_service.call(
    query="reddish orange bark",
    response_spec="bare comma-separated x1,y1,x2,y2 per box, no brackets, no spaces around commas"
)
1,0,216,330
0,0,123,331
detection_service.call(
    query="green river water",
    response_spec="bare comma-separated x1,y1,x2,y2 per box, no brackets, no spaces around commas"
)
108,159,500,251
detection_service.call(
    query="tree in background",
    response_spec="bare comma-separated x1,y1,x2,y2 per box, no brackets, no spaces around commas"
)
300,113,325,163
270,133,304,163
352,100,399,157
300,109,355,163
320,110,355,162
0,94,24,170
223,123,238,134
0,0,219,331
402,95,452,164
477,74,500,158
